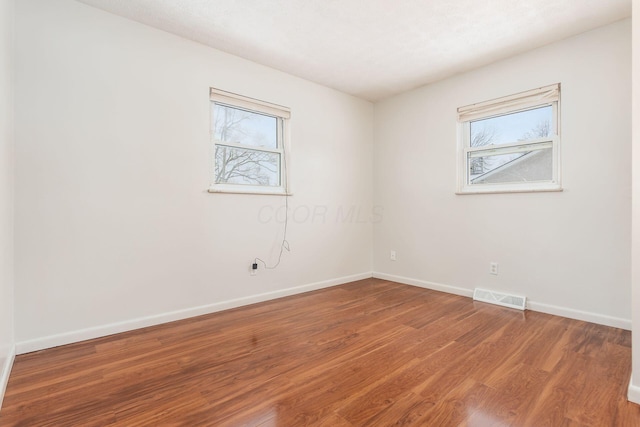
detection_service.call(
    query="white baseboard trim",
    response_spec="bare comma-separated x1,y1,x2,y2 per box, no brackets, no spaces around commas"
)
0,345,16,411
15,271,631,354
628,374,640,404
16,272,373,355
372,272,474,298
528,301,631,331
372,271,631,330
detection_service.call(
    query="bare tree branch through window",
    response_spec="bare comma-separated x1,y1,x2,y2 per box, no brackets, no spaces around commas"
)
213,104,280,186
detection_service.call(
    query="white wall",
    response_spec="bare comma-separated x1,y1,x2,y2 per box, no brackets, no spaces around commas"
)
0,0,14,407
629,0,640,404
13,0,373,350
9,0,632,356
373,20,631,328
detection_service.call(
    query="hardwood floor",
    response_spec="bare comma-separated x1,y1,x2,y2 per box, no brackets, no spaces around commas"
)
1,279,639,426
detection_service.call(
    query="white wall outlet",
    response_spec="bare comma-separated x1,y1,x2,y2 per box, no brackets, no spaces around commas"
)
250,262,258,276
390,250,397,261
489,262,498,275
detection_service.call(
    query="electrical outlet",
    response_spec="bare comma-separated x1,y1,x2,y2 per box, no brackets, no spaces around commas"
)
489,262,498,275
250,262,258,276
390,250,396,261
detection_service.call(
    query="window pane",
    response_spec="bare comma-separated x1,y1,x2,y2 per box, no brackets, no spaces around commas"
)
212,103,278,149
470,105,552,147
469,147,552,185
215,146,280,186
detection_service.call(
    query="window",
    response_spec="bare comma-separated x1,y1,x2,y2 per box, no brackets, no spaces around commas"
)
456,84,561,194
209,88,290,194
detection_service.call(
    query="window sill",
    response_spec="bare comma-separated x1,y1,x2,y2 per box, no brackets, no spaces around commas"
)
456,186,563,195
207,187,292,196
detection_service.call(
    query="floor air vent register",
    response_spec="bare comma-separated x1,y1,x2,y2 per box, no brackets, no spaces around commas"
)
473,288,526,311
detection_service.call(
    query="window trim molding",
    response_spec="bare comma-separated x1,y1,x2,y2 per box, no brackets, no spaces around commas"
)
208,88,291,195
210,88,291,119
456,84,562,195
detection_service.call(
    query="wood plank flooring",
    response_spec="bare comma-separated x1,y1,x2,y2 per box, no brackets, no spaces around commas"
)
1,278,639,426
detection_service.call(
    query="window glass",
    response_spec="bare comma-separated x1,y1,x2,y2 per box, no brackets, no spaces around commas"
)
212,104,278,149
214,146,280,186
470,105,552,147
469,147,553,184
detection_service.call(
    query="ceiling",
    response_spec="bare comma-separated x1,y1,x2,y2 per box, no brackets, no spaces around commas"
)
75,0,631,101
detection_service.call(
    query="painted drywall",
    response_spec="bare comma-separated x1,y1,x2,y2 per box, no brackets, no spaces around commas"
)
629,0,640,404
0,0,14,406
373,19,631,327
14,0,373,347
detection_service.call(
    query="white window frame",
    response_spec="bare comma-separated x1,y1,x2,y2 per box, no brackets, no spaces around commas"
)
456,84,562,194
208,88,291,195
